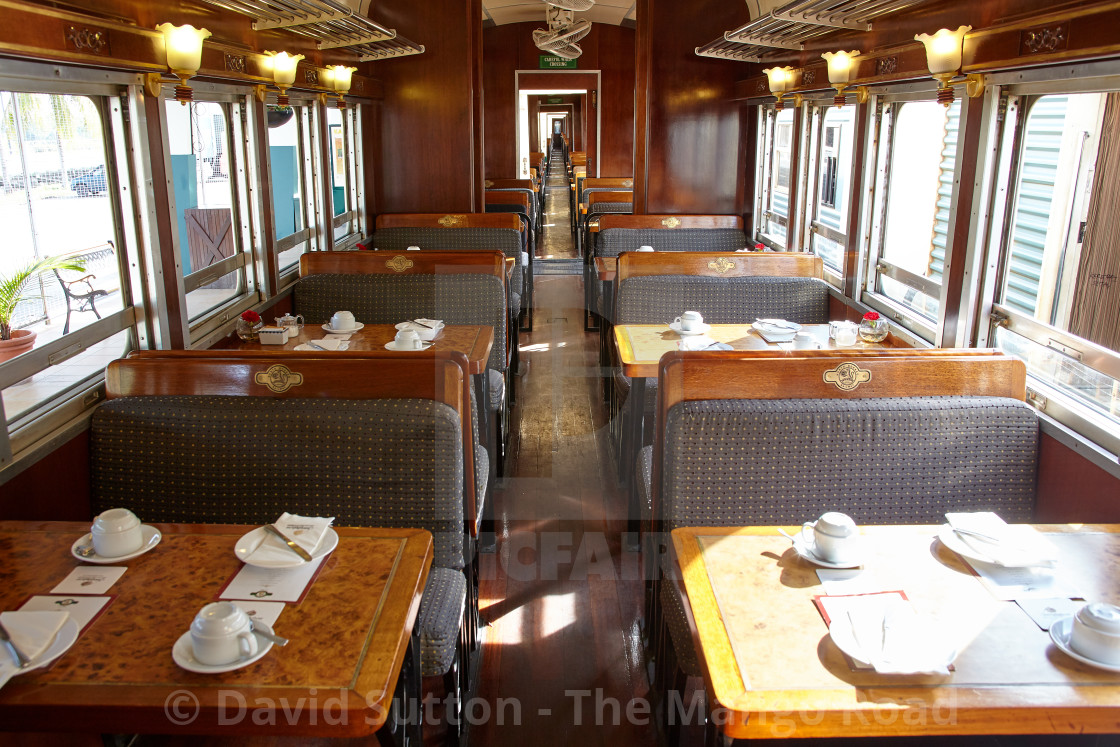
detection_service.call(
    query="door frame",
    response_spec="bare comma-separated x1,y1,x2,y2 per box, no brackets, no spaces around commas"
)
516,70,601,178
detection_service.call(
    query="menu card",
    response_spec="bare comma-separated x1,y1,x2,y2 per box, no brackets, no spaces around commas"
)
19,595,113,633
51,566,126,595
218,556,327,604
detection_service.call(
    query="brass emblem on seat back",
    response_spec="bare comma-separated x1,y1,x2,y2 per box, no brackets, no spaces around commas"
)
386,255,414,272
823,362,872,391
438,214,464,227
484,179,493,188
623,179,633,188
662,217,682,228
254,364,304,394
707,257,736,274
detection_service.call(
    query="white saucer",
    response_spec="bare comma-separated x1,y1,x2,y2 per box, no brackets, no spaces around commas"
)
320,322,364,334
172,623,275,673
71,525,162,564
234,526,339,568
1050,616,1120,672
7,617,80,674
935,524,1053,568
395,321,443,341
383,340,433,352
792,533,862,569
754,319,803,333
669,321,710,336
829,618,956,674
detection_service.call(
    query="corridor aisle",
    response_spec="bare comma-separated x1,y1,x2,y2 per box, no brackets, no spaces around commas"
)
536,153,580,260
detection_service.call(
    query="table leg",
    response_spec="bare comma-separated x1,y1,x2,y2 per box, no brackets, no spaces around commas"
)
378,627,423,747
623,376,645,544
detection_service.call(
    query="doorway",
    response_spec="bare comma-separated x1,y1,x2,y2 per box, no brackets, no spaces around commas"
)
516,71,601,179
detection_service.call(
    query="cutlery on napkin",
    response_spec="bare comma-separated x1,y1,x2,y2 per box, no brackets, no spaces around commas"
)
295,339,349,352
247,513,335,565
0,611,69,688
678,336,733,351
945,512,1059,568
402,319,444,333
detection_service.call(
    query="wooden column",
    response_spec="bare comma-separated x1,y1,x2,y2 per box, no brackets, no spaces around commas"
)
371,0,483,213
633,0,747,215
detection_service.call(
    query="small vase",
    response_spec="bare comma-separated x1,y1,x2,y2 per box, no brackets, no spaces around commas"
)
236,318,263,341
858,317,890,343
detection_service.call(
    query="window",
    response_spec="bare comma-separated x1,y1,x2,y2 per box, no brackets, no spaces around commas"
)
865,98,961,337
164,94,258,337
0,77,144,461
983,89,1120,455
804,106,856,277
266,101,318,277
327,105,363,246
756,107,794,248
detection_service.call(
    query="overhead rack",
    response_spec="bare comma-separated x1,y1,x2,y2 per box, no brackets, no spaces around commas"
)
697,0,930,62
198,0,424,62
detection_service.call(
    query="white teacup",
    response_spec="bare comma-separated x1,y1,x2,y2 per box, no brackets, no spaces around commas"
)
674,310,704,331
190,601,259,666
329,310,356,331
395,328,424,350
802,511,858,563
1071,602,1120,665
637,245,655,252
91,508,143,557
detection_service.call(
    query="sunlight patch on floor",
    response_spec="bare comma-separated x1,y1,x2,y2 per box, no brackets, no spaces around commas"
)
540,591,577,638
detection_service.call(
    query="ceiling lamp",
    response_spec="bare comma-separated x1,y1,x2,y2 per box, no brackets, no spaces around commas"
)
263,51,303,107
762,66,799,111
154,23,211,105
914,26,974,106
821,50,866,108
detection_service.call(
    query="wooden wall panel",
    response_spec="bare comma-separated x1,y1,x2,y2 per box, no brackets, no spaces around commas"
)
373,0,481,213
635,0,745,215
1035,433,1120,523
0,433,91,521
481,21,634,180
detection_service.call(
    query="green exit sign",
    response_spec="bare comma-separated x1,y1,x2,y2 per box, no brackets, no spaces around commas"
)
540,55,577,69
546,97,563,104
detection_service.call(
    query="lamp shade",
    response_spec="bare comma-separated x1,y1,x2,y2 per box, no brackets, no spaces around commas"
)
267,51,304,86
762,66,794,95
328,65,357,94
156,23,211,74
821,50,859,85
915,26,970,76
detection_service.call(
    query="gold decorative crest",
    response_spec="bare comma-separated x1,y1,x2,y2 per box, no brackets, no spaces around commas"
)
823,362,872,391
254,364,304,394
484,179,493,188
386,255,414,273
707,257,736,274
623,179,633,188
438,214,464,227
662,217,682,228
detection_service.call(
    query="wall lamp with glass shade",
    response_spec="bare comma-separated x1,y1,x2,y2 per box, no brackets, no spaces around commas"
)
150,23,211,105
255,51,304,107
915,25,984,106
763,66,800,111
820,50,867,108
326,65,357,108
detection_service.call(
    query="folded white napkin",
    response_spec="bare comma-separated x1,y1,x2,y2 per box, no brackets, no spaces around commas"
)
521,251,529,266
295,339,350,351
945,512,1059,568
678,336,732,351
247,512,335,565
401,319,444,334
755,327,797,343
0,610,69,687
836,597,955,674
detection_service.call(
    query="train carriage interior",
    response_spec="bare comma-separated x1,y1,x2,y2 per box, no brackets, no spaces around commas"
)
0,0,1119,744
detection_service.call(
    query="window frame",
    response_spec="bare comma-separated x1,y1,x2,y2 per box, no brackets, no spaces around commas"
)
976,66,1120,457
326,103,365,249
800,98,856,289
0,62,153,465
268,94,323,286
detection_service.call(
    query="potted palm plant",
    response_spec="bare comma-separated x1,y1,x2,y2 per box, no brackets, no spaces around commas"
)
0,255,87,363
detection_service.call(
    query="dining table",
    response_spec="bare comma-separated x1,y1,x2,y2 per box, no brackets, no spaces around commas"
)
0,521,432,743
671,524,1120,742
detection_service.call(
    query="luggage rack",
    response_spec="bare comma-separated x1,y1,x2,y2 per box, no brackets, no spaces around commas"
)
198,0,424,61
696,0,931,62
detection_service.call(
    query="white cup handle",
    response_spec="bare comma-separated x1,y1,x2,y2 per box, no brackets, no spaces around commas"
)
673,316,682,326
294,314,304,326
238,630,259,659
800,521,816,541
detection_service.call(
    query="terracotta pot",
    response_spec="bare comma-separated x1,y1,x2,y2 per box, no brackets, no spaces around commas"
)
0,329,37,363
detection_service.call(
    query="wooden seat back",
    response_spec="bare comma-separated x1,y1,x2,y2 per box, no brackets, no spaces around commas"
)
484,190,531,213
302,249,507,279
617,251,822,281
485,178,537,193
375,212,520,231
598,215,743,231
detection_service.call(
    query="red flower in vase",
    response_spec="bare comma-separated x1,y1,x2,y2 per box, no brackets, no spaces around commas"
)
240,310,261,324
862,311,881,322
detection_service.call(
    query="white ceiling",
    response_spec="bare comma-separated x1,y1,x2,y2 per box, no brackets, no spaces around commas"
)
482,0,637,27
